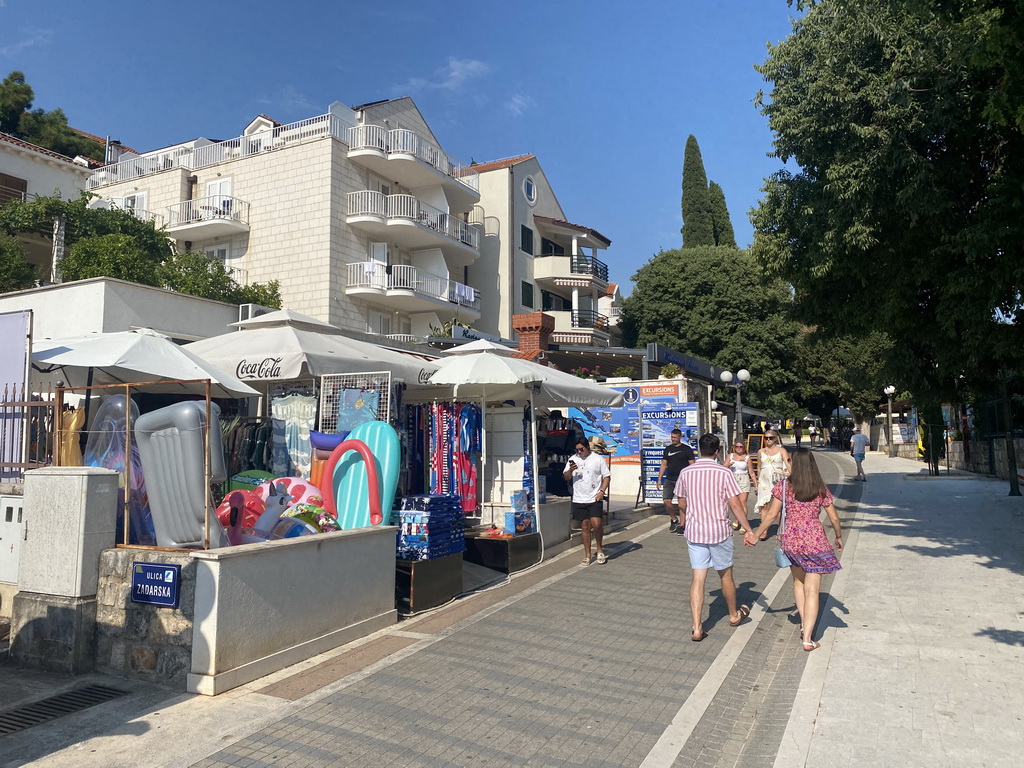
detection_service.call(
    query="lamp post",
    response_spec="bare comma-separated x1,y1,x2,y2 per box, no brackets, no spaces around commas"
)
709,399,718,436
720,369,751,445
884,385,896,458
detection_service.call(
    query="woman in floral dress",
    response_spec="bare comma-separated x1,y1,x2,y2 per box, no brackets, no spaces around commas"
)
753,447,843,651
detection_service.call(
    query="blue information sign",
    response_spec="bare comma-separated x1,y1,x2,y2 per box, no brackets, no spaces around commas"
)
131,562,181,608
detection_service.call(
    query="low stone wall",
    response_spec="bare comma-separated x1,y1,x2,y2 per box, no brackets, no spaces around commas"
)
95,549,196,688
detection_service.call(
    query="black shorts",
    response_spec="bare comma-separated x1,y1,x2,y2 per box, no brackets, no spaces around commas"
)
571,501,604,521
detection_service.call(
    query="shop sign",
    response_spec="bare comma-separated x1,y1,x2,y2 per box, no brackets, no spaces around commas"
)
131,562,181,608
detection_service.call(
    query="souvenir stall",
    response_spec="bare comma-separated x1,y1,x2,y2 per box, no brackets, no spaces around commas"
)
13,313,445,695
425,350,624,569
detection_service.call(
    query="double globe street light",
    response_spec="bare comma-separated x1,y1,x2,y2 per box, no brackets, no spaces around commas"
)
720,368,751,445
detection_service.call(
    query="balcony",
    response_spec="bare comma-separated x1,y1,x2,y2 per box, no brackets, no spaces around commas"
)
533,253,610,287
87,113,352,189
165,195,250,239
346,191,479,264
347,126,479,209
346,262,480,318
547,308,611,347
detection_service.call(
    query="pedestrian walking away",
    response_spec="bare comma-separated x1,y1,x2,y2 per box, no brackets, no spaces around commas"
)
754,429,791,540
656,428,695,533
808,423,818,446
752,447,843,651
564,437,611,565
849,427,869,481
794,423,803,446
675,433,756,641
723,440,756,533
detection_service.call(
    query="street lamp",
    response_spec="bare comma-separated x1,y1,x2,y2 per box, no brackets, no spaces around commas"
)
884,385,896,458
709,399,718,436
720,369,751,445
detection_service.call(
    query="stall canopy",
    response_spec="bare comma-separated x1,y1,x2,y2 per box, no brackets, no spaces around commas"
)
428,352,624,408
183,309,438,385
32,328,259,398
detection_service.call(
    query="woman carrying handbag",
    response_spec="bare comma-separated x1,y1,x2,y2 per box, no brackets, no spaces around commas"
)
753,447,843,651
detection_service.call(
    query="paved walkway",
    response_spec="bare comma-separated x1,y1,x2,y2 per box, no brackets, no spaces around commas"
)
2,447,1023,767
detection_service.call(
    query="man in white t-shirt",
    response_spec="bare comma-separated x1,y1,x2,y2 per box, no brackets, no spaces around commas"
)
849,427,870,481
564,438,611,566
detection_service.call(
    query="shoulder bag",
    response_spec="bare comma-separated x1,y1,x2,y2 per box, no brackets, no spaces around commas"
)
774,479,792,568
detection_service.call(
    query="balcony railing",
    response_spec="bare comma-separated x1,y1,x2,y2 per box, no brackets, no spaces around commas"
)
166,194,250,228
570,255,609,282
347,126,479,193
571,309,610,331
87,113,353,189
385,333,420,343
109,201,163,227
346,262,480,311
0,184,27,206
346,192,480,250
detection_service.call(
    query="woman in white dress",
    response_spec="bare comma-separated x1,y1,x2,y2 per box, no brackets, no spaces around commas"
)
755,429,791,540
724,440,757,533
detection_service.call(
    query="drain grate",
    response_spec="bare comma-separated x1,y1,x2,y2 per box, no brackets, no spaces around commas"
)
0,684,129,737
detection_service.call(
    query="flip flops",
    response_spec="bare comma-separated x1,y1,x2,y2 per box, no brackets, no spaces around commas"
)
596,552,607,565
581,556,592,567
691,630,708,642
729,605,751,627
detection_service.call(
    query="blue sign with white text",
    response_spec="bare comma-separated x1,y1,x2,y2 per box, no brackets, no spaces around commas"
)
131,562,181,608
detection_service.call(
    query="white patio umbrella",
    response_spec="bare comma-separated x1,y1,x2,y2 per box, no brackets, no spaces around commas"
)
184,313,439,385
32,328,259,398
441,338,517,356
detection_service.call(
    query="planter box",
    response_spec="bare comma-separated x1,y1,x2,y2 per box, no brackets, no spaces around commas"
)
396,552,464,613
464,532,540,574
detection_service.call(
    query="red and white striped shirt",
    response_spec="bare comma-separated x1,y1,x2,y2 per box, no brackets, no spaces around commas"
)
674,458,742,544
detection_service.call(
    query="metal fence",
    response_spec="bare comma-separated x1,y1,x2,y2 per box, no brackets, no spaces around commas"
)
0,383,56,482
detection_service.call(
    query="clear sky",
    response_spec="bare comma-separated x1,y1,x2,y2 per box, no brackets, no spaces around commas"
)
0,0,799,294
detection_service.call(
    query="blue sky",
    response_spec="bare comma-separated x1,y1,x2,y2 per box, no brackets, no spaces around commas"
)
0,0,799,294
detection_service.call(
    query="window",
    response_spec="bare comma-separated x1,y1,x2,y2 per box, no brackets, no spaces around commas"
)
540,237,563,256
205,245,230,262
541,290,569,311
0,173,27,205
520,225,534,255
523,176,537,205
521,281,535,309
367,310,391,336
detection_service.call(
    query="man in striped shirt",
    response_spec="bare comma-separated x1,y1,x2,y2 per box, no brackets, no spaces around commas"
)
675,433,757,641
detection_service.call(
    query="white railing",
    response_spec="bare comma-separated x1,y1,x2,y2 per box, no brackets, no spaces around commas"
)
346,262,480,311
346,192,479,250
166,194,250,228
385,333,420,343
347,125,479,193
87,113,353,189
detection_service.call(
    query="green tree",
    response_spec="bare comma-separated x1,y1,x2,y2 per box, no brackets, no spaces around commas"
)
0,234,36,292
620,245,800,415
158,251,281,307
795,329,894,425
0,71,103,161
0,71,33,135
751,0,1024,402
680,135,715,247
60,233,160,285
708,181,737,248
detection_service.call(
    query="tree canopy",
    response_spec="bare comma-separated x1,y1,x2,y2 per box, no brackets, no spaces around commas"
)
620,245,801,416
0,194,281,307
0,71,104,162
708,181,737,249
752,0,1024,404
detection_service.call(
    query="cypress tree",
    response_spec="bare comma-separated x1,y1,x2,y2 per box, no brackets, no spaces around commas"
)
680,135,715,247
708,181,737,247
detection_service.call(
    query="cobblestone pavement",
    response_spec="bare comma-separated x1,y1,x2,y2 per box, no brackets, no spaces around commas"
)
191,452,857,768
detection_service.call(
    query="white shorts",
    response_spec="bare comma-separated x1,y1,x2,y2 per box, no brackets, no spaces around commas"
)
687,537,735,571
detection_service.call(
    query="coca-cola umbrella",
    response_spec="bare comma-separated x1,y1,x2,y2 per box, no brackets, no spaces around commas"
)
183,309,438,385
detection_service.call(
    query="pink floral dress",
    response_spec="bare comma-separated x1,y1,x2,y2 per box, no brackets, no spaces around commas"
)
771,481,841,574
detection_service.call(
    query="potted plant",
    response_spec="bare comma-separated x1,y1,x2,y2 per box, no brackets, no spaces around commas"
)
660,363,682,379
605,365,634,383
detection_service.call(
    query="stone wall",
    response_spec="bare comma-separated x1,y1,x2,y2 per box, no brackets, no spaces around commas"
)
95,549,196,688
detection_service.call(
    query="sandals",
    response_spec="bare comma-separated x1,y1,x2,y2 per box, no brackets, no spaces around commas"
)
596,552,607,565
729,605,751,627
691,630,708,642
581,556,592,567
731,521,746,534
802,640,821,652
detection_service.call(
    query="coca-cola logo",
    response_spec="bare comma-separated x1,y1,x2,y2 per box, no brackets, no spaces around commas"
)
417,369,432,384
236,357,283,379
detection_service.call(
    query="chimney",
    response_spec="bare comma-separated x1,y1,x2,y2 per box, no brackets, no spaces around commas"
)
512,312,554,355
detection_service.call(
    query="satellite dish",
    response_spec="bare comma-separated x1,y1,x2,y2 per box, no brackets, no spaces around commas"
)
87,199,111,210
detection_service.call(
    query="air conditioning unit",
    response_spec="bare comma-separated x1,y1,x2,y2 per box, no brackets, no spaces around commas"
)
238,303,274,322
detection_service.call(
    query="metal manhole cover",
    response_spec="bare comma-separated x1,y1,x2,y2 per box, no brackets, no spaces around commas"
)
0,684,129,737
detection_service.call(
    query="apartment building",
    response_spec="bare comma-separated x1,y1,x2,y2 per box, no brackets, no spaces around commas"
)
85,98,482,342
0,131,93,275
467,154,614,347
